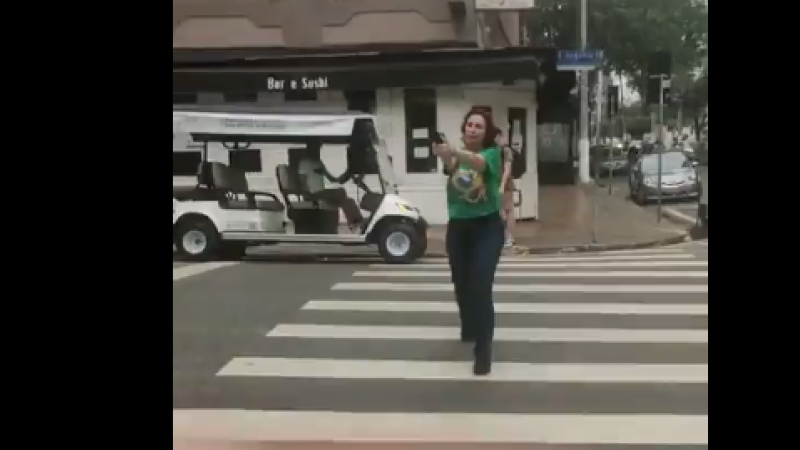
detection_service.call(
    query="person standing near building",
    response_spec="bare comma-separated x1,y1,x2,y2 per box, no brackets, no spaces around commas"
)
496,133,516,248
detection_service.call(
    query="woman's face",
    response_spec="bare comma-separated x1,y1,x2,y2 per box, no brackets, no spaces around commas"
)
463,113,487,147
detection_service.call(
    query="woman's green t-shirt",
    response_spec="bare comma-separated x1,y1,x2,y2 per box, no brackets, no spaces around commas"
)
446,146,502,219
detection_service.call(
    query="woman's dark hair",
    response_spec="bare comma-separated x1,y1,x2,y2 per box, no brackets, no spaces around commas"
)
460,108,499,149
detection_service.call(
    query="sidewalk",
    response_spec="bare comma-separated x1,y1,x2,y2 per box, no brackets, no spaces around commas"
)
426,184,689,255
174,441,552,450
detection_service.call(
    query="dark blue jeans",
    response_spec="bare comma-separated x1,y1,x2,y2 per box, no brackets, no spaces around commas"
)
446,212,505,347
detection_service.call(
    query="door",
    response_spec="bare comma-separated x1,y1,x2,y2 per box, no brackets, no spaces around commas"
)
463,89,538,219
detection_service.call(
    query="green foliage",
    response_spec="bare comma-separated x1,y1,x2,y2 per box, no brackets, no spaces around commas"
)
624,116,652,138
683,65,708,109
528,0,708,87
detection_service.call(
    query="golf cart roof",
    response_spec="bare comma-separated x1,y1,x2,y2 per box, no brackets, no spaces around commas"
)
173,106,376,139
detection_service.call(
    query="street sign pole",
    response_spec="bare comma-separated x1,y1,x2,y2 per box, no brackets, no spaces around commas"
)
657,75,664,222
646,51,672,224
557,47,603,243
557,48,602,185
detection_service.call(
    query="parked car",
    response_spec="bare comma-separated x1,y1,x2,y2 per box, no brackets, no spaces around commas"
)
629,151,701,205
590,145,629,177
627,142,665,166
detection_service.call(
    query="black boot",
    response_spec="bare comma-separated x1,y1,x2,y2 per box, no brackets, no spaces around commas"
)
473,343,492,376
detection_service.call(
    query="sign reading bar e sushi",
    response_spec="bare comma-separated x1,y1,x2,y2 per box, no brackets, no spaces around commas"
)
266,76,329,91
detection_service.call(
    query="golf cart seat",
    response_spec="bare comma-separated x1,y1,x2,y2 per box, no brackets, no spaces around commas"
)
275,164,319,211
197,161,216,188
210,162,285,212
276,164,339,234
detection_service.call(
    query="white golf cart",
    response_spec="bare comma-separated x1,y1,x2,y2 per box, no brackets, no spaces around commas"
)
172,107,428,263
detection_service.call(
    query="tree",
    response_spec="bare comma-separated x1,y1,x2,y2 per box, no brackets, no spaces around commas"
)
683,65,708,138
527,0,708,90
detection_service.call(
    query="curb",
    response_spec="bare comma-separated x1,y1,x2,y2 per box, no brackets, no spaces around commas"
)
424,232,693,258
660,207,698,226
175,233,694,262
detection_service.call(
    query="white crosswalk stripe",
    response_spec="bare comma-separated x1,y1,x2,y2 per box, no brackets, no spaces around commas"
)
373,260,708,269
302,300,709,315
356,270,709,278
180,248,709,446
333,281,708,293
172,262,239,281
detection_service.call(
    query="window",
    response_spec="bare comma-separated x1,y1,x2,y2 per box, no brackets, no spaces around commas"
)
172,92,197,104
284,90,318,102
223,92,258,103
403,88,438,174
229,149,262,173
173,152,202,176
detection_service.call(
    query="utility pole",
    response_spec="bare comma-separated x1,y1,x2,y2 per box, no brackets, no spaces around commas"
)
619,76,627,138
645,51,672,223
656,75,665,221
577,0,590,183
594,71,604,145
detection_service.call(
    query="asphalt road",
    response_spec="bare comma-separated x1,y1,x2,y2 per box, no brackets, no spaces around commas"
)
173,261,361,405
671,239,708,259
173,247,708,449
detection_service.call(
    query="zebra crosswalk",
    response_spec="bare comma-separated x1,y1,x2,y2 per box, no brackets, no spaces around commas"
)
174,247,709,447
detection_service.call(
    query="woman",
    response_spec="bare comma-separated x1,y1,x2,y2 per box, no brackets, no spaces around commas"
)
496,133,516,248
433,109,505,376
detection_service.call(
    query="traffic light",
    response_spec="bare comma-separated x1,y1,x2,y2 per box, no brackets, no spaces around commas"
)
647,51,672,77
661,87,671,104
607,85,619,116
646,77,672,105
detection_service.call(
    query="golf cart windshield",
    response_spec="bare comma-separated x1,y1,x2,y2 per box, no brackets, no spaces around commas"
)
173,108,398,195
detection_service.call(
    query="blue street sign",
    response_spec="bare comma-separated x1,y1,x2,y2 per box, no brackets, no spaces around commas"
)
557,49,604,71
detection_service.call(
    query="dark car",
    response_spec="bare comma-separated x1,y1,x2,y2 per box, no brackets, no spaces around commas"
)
629,151,701,205
627,142,665,166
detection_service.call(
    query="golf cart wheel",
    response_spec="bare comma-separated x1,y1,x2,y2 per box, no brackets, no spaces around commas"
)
218,242,248,261
378,222,423,264
174,216,220,262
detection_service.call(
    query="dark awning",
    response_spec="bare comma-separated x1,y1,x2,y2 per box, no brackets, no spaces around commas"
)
172,41,477,64
173,47,556,92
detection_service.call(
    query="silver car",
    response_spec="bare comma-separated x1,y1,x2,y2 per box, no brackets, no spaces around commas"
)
629,151,701,204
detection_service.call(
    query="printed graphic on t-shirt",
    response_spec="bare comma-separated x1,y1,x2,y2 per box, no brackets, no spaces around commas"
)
449,167,487,203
